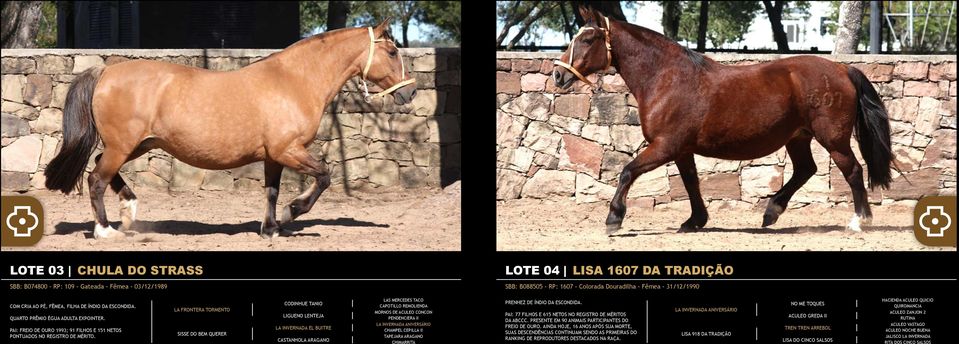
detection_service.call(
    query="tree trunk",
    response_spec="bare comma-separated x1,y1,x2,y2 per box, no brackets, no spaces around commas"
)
399,1,415,47
559,2,575,41
834,0,864,54
762,1,790,52
884,5,893,53
1,1,42,48
327,1,350,30
662,1,681,40
507,2,558,50
696,1,709,52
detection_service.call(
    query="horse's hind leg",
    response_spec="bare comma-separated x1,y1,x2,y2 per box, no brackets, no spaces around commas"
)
675,154,708,232
104,147,149,231
606,142,674,234
829,146,872,231
109,175,138,231
762,134,816,227
272,146,332,227
88,148,131,239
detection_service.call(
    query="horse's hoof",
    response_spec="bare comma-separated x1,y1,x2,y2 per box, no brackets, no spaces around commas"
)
605,209,624,235
259,226,281,239
605,223,623,235
93,223,122,239
279,207,294,225
120,217,134,231
119,199,138,231
846,214,863,232
761,212,779,227
678,216,705,232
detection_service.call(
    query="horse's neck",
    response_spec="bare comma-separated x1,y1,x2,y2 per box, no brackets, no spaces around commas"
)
609,23,702,105
268,30,367,108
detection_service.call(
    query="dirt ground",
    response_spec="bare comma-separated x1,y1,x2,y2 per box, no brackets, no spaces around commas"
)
3,183,460,251
497,199,954,251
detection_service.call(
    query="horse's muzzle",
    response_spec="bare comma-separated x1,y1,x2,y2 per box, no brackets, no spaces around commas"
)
552,67,575,90
394,84,417,105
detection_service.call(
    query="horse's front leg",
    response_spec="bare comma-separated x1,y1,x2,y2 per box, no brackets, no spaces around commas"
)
260,161,284,238
606,142,674,234
675,154,708,232
274,146,331,227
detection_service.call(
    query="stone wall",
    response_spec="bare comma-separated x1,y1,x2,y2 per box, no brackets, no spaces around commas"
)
1,48,461,193
496,52,956,207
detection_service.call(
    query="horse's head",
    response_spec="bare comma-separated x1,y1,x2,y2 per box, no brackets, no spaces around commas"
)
553,6,612,90
361,17,417,105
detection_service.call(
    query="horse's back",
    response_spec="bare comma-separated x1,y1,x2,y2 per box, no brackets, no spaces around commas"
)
99,59,208,86
95,60,207,110
694,56,854,160
92,59,270,169
774,55,849,81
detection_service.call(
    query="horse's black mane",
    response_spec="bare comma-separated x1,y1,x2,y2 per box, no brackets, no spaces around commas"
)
681,46,709,69
382,28,397,45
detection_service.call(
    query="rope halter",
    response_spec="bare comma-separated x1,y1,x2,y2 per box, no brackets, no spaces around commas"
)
553,15,612,87
361,27,416,102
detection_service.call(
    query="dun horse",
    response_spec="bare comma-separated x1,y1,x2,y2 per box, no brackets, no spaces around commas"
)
44,19,417,239
552,8,893,234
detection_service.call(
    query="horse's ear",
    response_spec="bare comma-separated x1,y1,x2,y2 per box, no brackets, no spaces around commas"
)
592,8,607,27
592,8,606,20
374,16,393,36
577,5,594,23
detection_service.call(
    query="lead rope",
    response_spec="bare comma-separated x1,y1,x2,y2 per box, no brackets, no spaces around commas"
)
361,27,416,103
553,15,612,89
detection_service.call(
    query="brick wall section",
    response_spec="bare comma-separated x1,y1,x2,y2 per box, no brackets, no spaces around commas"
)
1,48,461,193
496,52,956,207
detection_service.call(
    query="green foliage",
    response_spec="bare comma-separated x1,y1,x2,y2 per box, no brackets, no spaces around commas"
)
37,1,56,48
708,1,763,47
676,1,810,48
495,1,634,46
350,1,409,27
300,1,329,36
678,1,762,48
496,1,553,44
536,2,572,38
496,1,642,45
416,1,461,43
783,0,812,19
827,1,957,53
299,1,460,46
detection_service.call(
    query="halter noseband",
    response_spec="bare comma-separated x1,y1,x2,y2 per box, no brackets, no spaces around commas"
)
361,27,416,102
553,15,612,87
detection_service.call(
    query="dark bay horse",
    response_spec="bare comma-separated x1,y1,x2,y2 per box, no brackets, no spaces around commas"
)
553,7,893,234
43,19,417,239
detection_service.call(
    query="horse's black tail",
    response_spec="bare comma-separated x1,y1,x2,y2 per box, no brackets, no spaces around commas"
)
847,66,893,190
44,67,104,194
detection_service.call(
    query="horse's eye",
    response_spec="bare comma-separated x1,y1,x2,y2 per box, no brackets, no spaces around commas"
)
389,50,398,57
582,38,594,45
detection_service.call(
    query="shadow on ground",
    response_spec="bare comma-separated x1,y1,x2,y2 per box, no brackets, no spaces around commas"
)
54,217,390,238
610,225,908,237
